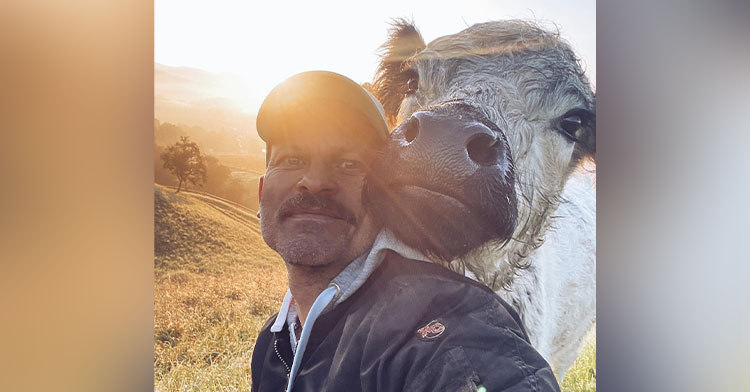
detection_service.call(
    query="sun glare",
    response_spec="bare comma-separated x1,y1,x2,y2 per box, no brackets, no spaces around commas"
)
156,0,595,115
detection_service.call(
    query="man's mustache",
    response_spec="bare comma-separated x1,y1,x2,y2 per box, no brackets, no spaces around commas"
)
278,192,357,225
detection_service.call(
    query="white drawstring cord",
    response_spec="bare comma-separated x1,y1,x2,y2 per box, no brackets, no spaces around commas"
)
286,283,340,392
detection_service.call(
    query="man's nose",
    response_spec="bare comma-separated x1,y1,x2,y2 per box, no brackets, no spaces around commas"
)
296,162,336,194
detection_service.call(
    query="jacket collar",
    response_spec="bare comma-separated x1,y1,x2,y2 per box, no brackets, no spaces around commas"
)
270,289,293,333
270,230,431,332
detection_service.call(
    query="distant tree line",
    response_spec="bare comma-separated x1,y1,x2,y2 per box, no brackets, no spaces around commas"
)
154,118,263,157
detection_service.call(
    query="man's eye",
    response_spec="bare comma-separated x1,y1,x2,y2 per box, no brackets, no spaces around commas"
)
339,160,361,171
284,156,303,166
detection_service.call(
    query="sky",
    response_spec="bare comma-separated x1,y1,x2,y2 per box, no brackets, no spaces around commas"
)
155,0,595,113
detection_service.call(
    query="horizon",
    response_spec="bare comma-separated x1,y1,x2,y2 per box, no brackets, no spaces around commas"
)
155,0,595,114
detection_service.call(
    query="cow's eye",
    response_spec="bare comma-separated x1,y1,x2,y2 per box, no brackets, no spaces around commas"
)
406,77,419,95
560,115,582,135
557,109,594,145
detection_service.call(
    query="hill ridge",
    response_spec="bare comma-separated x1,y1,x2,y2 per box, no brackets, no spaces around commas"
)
154,184,280,277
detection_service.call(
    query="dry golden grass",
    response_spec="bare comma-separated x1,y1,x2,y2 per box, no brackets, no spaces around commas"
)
154,265,286,391
154,184,595,391
154,185,287,391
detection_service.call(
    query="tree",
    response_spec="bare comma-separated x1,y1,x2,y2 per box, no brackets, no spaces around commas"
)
161,136,207,193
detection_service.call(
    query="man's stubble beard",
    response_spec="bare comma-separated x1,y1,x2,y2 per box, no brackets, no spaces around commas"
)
274,225,350,268
260,212,377,270
260,190,381,270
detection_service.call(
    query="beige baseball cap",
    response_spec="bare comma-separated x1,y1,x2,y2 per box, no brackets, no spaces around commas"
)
256,71,389,164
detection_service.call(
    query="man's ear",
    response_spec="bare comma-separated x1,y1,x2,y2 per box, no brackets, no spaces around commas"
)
258,175,264,203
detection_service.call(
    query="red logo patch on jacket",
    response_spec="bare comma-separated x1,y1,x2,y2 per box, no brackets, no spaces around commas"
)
416,320,446,340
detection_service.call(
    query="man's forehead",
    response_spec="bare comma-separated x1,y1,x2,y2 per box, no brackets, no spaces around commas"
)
270,132,370,154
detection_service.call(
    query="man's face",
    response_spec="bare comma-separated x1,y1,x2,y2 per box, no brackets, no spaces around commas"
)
259,125,380,269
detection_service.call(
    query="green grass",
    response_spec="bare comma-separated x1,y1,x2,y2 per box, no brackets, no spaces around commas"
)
561,329,597,392
154,185,596,391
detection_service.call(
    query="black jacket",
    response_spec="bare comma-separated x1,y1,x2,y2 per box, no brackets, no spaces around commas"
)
251,251,559,391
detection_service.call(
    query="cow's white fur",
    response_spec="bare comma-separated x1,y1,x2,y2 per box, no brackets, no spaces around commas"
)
469,164,596,379
372,20,597,380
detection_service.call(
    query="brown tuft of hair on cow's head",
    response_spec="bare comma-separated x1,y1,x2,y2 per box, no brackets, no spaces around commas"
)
373,19,426,128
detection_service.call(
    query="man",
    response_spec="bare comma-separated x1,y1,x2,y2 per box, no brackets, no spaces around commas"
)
251,71,559,391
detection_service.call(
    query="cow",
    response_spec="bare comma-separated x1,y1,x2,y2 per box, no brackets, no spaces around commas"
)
364,19,596,379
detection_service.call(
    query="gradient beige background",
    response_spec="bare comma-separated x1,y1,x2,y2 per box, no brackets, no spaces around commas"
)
1,1,154,391
1,0,748,391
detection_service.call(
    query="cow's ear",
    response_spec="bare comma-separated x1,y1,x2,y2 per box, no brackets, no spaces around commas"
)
372,19,426,128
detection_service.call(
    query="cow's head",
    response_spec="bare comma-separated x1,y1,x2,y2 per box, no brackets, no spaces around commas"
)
366,20,596,288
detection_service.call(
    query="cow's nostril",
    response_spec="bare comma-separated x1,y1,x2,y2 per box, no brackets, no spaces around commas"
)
402,117,420,144
467,133,501,166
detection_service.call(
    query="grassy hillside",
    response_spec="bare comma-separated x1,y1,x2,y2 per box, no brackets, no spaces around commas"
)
154,185,286,391
154,185,278,276
154,184,595,391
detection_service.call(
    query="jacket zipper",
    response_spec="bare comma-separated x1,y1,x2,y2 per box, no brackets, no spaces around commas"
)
273,335,291,383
